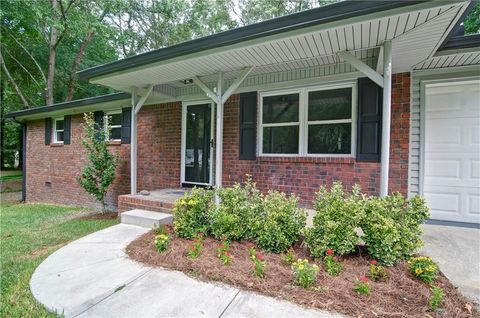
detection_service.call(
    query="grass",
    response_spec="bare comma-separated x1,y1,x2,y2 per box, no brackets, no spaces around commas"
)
0,202,119,317
0,171,22,182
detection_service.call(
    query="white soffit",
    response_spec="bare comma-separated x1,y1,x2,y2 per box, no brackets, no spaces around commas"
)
415,51,480,70
92,2,468,92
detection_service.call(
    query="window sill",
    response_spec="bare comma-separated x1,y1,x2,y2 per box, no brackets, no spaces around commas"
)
50,143,64,147
256,156,356,164
108,140,122,146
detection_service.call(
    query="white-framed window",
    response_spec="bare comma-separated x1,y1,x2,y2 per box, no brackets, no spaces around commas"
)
105,111,122,141
53,117,64,143
258,83,356,157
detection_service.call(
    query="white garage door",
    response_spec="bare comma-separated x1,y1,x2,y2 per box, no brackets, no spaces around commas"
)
424,79,480,224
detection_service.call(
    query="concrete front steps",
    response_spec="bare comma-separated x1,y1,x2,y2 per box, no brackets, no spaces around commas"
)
121,209,173,229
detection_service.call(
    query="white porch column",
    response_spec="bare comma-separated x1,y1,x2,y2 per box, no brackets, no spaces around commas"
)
215,72,224,192
380,40,392,197
131,90,138,195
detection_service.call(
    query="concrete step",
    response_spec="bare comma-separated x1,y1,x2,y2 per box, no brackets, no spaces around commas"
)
121,209,173,229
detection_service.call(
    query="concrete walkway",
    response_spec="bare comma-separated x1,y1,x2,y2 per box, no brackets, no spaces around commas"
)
422,224,480,305
30,224,342,318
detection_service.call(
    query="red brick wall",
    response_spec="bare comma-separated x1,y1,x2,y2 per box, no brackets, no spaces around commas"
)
223,73,410,206
25,74,410,210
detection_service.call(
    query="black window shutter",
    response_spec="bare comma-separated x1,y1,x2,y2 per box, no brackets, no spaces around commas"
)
239,92,257,160
357,77,383,162
93,111,104,140
121,107,132,144
63,115,71,145
45,118,52,145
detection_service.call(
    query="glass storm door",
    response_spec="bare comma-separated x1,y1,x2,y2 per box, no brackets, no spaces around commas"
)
183,103,212,185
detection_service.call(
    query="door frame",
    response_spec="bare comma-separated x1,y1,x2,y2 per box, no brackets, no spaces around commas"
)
180,100,215,186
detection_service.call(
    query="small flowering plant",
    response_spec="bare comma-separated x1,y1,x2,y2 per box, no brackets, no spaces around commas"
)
408,256,438,283
323,249,343,276
248,244,266,278
353,276,371,295
217,239,233,266
292,258,319,289
186,233,204,259
154,224,172,252
428,285,444,311
369,260,388,281
281,247,296,266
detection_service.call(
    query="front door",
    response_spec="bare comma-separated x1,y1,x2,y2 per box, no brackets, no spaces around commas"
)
182,102,213,186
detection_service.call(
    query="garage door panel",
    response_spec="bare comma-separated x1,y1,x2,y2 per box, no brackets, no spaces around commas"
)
424,79,480,223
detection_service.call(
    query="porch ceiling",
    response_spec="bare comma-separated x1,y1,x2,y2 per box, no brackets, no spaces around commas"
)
88,1,469,97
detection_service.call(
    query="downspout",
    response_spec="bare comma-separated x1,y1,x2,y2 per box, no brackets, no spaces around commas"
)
380,40,392,197
12,117,26,202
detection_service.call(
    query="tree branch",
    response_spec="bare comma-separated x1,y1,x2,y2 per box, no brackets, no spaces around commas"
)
0,50,30,108
2,46,42,88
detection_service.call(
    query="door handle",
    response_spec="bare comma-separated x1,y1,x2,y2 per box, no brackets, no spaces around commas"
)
210,139,214,148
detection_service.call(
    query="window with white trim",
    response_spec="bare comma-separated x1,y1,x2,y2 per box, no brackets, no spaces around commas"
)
105,111,122,141
259,84,356,156
53,118,64,143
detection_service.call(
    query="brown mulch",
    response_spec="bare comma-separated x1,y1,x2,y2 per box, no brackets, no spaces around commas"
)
79,212,118,220
127,231,479,318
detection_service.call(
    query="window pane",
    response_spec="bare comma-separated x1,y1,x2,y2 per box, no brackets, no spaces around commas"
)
56,131,64,142
109,113,122,126
110,127,121,140
263,126,299,154
308,123,351,154
308,88,352,121
262,93,299,123
55,120,64,130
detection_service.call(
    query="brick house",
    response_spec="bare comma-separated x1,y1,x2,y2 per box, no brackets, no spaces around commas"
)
8,1,480,225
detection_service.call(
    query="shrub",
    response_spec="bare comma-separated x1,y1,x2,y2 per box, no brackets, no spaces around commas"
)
408,256,438,283
323,249,343,276
353,276,370,295
361,194,430,265
305,183,365,258
428,286,444,311
368,260,388,281
173,188,214,239
251,191,306,253
292,259,319,289
210,179,262,240
248,245,266,278
186,233,204,259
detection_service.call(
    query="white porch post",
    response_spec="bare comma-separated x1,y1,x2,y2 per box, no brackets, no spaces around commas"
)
130,85,153,195
380,40,392,197
215,72,224,204
131,89,138,195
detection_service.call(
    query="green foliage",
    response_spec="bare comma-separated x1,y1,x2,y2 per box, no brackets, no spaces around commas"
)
429,286,444,311
155,233,170,252
353,276,370,295
76,112,117,211
210,179,261,240
251,191,306,253
305,183,365,258
368,261,388,281
361,194,430,265
464,2,480,35
248,246,267,278
323,252,344,276
291,258,319,289
186,233,204,259
408,256,438,283
217,239,233,265
281,247,296,265
173,187,214,239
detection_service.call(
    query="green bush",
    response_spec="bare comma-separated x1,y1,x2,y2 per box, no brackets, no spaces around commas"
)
210,179,262,240
251,191,306,253
173,187,214,239
305,183,365,258
408,256,438,283
361,194,430,265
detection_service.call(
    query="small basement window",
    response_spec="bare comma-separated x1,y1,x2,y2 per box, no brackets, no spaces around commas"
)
53,118,64,143
105,111,122,141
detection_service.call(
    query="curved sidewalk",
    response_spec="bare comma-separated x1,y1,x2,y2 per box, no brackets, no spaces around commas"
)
30,224,341,318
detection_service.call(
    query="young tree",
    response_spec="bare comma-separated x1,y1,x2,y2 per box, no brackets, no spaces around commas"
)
76,112,117,212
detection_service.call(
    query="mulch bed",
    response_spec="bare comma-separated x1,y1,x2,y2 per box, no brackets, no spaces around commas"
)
127,231,479,318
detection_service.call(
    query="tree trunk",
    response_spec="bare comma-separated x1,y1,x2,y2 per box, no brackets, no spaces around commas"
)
46,0,59,105
65,30,94,101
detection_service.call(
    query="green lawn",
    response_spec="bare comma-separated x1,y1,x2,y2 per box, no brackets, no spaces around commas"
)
0,203,119,317
0,171,23,182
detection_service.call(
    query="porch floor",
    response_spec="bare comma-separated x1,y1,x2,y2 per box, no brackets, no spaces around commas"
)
118,188,190,213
